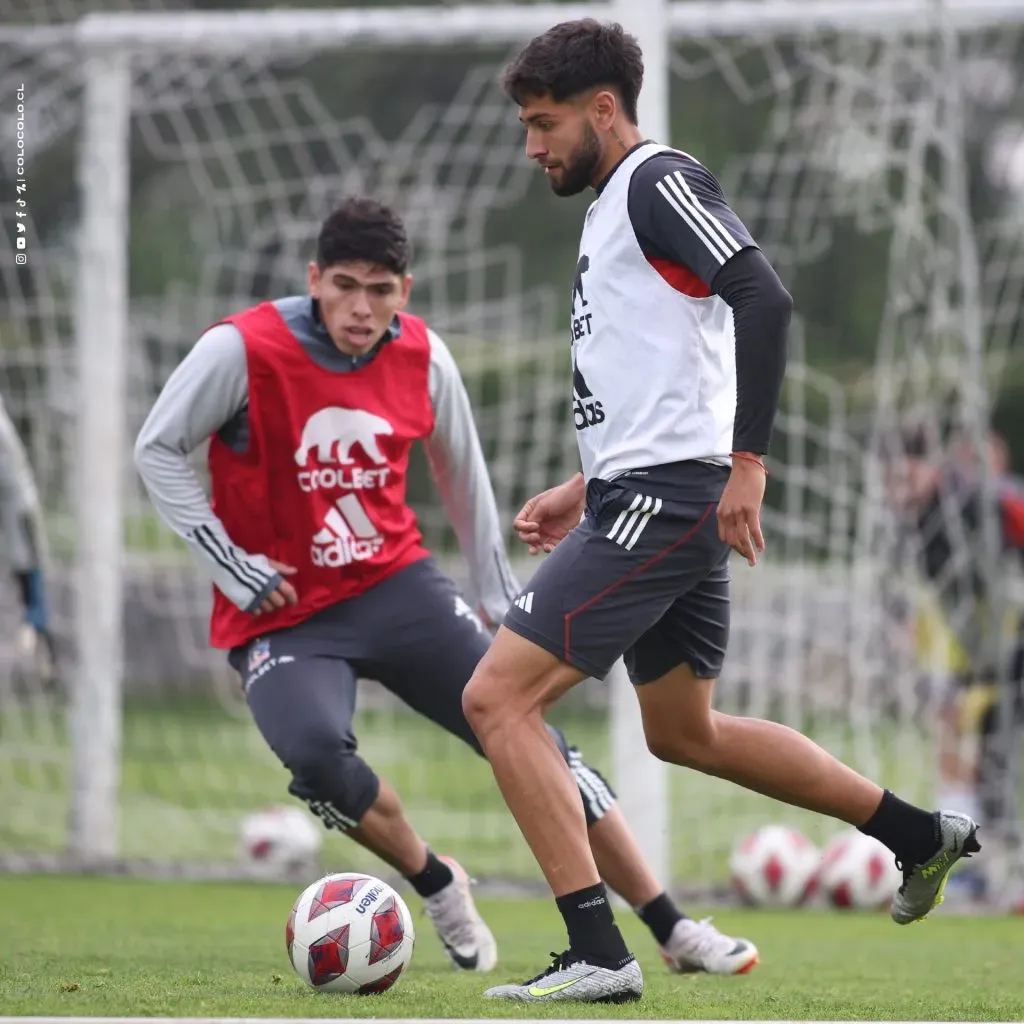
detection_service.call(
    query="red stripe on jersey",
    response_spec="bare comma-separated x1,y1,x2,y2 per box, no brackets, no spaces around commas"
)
646,256,711,298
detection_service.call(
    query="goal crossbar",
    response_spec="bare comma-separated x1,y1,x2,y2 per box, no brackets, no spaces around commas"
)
5,0,1024,50
12,0,1024,886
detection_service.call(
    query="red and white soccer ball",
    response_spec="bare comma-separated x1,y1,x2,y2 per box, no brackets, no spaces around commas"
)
239,805,322,873
286,872,415,994
817,829,902,910
730,825,819,907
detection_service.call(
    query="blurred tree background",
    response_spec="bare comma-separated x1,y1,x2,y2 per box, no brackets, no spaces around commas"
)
2,0,1023,507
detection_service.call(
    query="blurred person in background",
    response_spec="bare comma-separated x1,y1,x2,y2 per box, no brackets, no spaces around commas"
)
0,393,55,687
885,425,1024,898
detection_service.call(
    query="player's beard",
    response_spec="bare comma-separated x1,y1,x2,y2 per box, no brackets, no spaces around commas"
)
549,121,603,197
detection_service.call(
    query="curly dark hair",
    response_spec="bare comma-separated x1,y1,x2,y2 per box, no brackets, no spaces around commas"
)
502,19,644,124
316,197,410,274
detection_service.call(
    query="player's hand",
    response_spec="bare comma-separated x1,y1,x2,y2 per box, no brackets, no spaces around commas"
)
253,560,299,615
17,622,57,688
514,473,586,555
717,456,767,567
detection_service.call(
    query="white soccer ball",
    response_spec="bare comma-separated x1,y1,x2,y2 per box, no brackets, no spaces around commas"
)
817,829,902,910
239,805,322,872
287,872,415,994
729,824,820,907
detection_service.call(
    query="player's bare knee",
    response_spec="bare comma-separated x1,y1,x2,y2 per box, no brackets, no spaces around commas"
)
462,664,503,736
463,663,542,739
644,713,719,768
465,629,581,740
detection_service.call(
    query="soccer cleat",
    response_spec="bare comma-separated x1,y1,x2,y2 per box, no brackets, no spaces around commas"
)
659,916,759,975
890,811,982,925
484,950,643,1003
423,856,497,972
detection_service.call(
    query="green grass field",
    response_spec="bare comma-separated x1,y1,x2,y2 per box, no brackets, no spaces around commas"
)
0,876,1021,1020
1,698,937,887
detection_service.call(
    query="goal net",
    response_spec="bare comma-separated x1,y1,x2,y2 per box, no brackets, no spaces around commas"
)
2,0,1022,893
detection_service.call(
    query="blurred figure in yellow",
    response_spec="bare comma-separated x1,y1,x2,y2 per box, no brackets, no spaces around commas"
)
884,425,1024,897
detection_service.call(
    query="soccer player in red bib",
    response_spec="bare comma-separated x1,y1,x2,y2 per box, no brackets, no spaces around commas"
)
135,197,758,976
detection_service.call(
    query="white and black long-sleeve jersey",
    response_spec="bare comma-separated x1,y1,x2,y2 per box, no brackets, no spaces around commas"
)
572,142,792,481
134,306,520,621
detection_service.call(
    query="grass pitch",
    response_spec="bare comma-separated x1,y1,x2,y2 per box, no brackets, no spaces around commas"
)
0,875,1021,1020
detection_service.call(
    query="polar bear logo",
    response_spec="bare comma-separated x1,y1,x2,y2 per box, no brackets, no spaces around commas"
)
294,406,394,466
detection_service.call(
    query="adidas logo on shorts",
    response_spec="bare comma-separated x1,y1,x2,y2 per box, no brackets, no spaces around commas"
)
513,592,534,614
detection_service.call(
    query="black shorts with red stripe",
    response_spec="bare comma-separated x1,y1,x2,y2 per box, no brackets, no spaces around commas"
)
503,461,731,684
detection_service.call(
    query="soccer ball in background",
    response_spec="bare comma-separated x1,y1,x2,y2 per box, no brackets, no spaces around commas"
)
239,805,322,873
730,825,820,907
817,829,903,909
287,872,415,993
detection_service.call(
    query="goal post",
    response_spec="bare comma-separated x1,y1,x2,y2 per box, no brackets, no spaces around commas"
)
72,47,131,864
3,0,1021,895
67,0,679,876
608,0,671,892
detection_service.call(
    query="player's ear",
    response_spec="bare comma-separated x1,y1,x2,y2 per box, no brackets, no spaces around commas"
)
307,261,321,298
398,274,413,309
591,89,618,131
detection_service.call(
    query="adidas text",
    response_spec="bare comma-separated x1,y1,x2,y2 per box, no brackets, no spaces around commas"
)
574,398,605,430
311,536,383,566
311,493,384,567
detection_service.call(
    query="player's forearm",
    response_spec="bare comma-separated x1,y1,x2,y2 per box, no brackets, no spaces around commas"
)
714,248,792,455
424,434,520,623
425,330,520,621
133,437,281,612
133,325,281,612
562,472,586,498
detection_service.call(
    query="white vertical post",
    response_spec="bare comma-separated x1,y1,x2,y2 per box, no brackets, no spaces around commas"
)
71,46,130,863
608,0,671,892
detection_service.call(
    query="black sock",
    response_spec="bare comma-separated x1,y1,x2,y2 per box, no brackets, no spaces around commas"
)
555,883,631,967
406,850,454,898
858,789,940,867
636,892,687,946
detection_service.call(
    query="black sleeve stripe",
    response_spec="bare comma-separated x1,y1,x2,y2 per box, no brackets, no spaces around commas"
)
193,525,270,595
655,171,742,265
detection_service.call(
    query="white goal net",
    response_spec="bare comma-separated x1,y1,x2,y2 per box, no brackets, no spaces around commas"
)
2,0,1023,894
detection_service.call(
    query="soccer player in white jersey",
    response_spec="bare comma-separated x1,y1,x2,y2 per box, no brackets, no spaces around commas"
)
135,197,759,980
0,394,55,683
462,20,982,1003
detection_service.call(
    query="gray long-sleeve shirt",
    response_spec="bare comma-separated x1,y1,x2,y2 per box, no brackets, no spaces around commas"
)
0,393,45,574
133,298,520,622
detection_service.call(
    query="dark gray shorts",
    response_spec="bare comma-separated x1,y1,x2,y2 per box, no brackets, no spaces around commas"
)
226,556,617,825
503,462,731,685
228,556,492,754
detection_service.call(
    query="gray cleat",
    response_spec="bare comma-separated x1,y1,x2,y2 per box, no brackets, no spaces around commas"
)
890,810,981,925
423,856,497,971
484,951,643,1003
